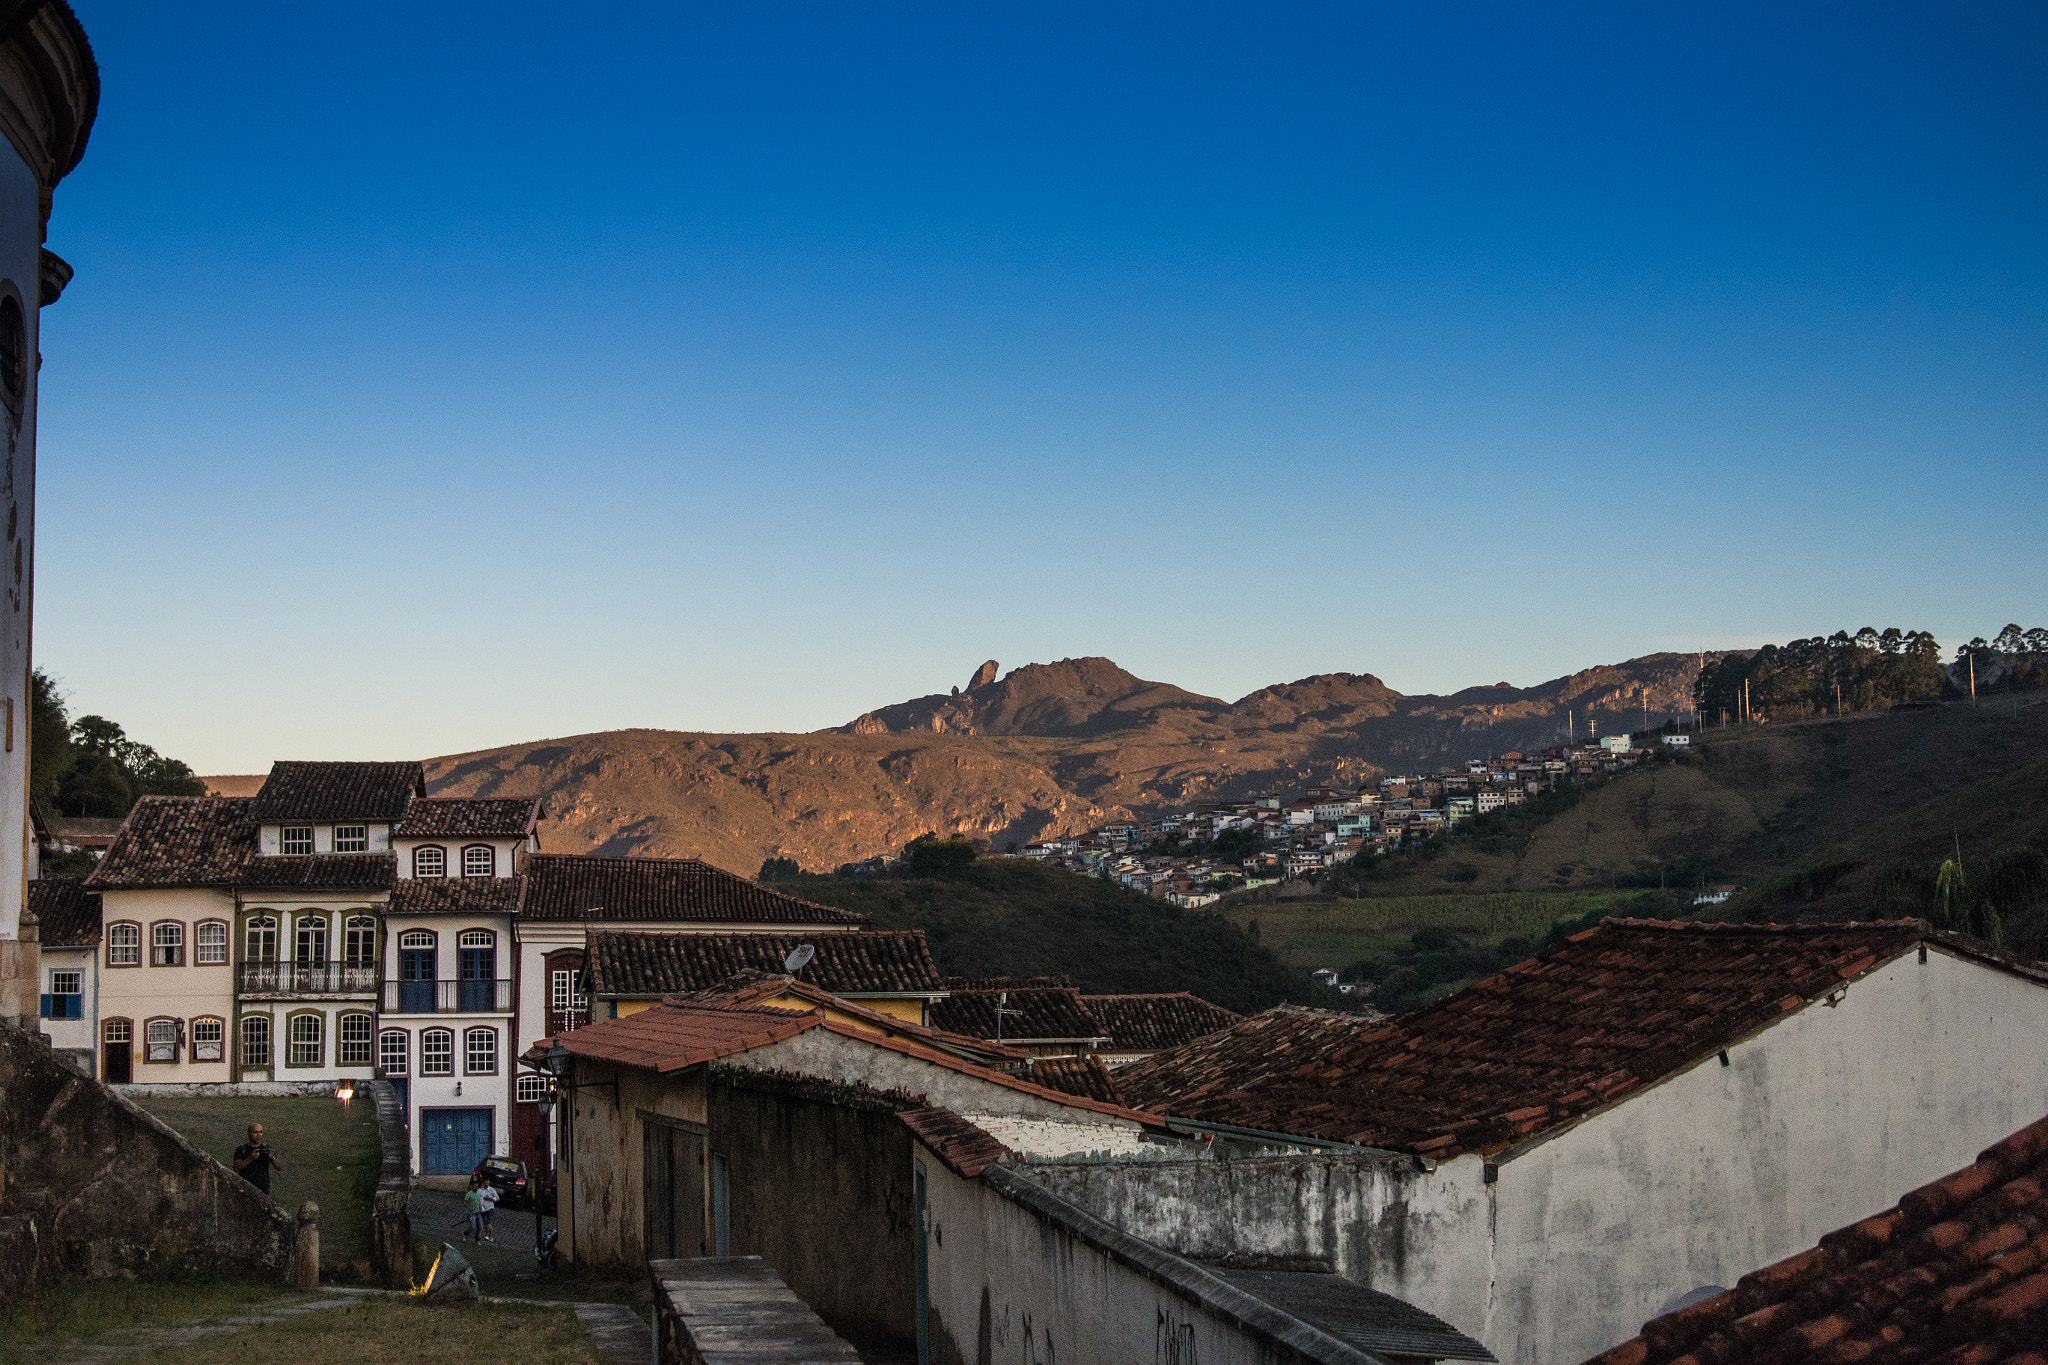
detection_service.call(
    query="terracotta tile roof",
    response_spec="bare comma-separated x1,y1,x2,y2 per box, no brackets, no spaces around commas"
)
585,930,943,997
391,797,542,839
520,854,870,926
899,1107,1010,1178
86,797,255,888
1211,1268,1495,1363
1117,918,1936,1156
1025,1055,1123,1104
386,876,525,916
1586,1112,2048,1365
249,761,425,823
556,1001,820,1073
945,975,1072,990
237,854,396,889
659,973,1032,1069
1081,992,1243,1052
29,877,101,947
930,986,1108,1043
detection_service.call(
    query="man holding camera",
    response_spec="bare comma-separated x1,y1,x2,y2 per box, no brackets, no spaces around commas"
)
233,1122,284,1195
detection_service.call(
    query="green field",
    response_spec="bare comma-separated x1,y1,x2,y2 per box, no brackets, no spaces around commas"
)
1226,891,1653,972
135,1094,382,1274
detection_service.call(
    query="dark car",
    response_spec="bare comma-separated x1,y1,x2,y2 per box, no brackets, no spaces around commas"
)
472,1156,532,1211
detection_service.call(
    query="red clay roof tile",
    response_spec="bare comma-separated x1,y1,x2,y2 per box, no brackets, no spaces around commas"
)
520,854,870,926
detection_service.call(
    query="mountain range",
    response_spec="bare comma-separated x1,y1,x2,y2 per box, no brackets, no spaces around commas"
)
344,652,1716,875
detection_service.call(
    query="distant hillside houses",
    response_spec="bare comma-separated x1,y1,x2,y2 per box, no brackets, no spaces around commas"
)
1017,734,1668,896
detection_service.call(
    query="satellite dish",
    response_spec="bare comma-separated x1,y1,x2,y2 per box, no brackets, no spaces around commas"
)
783,944,816,974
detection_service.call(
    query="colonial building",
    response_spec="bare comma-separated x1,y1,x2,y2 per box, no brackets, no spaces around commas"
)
81,758,892,1179
579,928,948,1025
0,2,96,1027
29,875,99,1074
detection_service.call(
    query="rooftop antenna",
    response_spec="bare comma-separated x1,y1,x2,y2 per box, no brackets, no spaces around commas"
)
782,943,815,981
993,990,1021,1044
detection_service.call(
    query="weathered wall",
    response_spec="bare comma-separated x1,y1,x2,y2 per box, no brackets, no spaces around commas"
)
919,1150,1363,1365
1488,946,2048,1365
0,1017,301,1293
367,1077,413,1289
1023,1149,1492,1347
560,1057,707,1270
707,1076,917,1348
1031,949,2048,1365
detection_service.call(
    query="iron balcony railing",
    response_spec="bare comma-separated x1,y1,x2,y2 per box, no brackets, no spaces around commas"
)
382,978,514,1014
239,961,380,995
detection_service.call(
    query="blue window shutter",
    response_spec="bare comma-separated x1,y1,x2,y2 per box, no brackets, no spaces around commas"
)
39,993,52,1018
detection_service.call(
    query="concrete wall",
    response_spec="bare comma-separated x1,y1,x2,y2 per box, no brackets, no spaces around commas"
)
707,1076,918,1349
920,1152,1363,1365
1486,946,2048,1365
0,1017,301,1293
1028,947,2048,1365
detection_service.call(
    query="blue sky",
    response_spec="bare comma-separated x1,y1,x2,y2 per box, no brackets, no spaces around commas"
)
33,3,2048,771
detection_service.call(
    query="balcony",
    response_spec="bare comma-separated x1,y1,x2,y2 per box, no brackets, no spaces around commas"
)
382,979,513,1014
239,961,379,996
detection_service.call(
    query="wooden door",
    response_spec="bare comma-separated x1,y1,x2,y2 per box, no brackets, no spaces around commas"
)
642,1120,705,1261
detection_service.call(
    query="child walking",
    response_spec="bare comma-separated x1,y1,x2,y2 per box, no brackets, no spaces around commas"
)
477,1177,499,1243
463,1176,484,1243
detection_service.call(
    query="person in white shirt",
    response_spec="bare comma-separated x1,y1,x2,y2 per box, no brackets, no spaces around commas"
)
477,1178,499,1242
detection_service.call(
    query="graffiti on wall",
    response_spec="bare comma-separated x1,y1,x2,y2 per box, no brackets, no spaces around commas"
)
1156,1307,1197,1365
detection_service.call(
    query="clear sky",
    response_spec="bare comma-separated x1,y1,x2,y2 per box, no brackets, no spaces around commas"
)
32,2,2048,772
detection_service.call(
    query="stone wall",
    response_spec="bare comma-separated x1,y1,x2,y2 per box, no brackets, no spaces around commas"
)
367,1077,413,1289
707,1072,919,1350
0,1017,304,1294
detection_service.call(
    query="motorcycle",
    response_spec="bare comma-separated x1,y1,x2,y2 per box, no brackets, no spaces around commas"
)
533,1225,559,1272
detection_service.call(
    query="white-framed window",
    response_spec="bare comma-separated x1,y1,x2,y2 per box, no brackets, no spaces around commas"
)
339,1012,373,1066
379,1029,409,1075
287,1013,323,1067
108,922,140,966
240,1014,270,1068
105,1018,131,1045
146,1018,179,1062
458,929,495,950
420,1028,454,1076
151,921,185,966
551,969,588,1015
516,1074,548,1104
50,968,81,996
246,914,278,962
462,845,495,878
400,929,435,949
196,920,229,964
295,915,329,964
281,826,314,856
334,825,368,853
413,846,446,878
344,915,377,967
464,1026,497,1076
192,1017,224,1061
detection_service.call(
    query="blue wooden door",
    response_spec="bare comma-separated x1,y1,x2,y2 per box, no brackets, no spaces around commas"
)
458,944,494,1012
399,948,435,1014
422,1107,493,1174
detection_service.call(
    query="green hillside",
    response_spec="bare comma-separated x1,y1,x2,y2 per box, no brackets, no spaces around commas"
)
785,858,1327,1014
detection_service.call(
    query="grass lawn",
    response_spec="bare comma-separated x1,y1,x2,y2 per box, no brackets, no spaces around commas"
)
1229,891,1639,971
135,1093,382,1274
0,1279,291,1363
127,1297,601,1365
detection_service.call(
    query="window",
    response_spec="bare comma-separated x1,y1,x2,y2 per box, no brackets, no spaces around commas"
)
43,968,83,1020
550,969,588,1013
464,1026,498,1075
295,915,328,965
281,826,314,855
459,929,496,950
516,1074,549,1104
50,968,81,996
379,1029,409,1075
151,921,185,966
241,1014,271,1068
287,1013,323,1067
105,1018,131,1045
334,825,368,854
344,915,377,967
413,846,446,878
462,845,495,878
420,1028,454,1076
192,1017,224,1062
146,1018,180,1063
195,920,229,964
339,1012,373,1066
246,914,278,962
108,922,140,966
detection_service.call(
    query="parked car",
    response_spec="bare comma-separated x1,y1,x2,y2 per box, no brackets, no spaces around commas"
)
472,1156,533,1211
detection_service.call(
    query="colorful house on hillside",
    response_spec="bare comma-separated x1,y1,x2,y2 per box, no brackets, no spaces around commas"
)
579,929,949,1025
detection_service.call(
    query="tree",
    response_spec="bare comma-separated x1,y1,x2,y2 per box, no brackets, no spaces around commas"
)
30,668,74,804
757,856,802,882
902,832,978,877
35,679,207,817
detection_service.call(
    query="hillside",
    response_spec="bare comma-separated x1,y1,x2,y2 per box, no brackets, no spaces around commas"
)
779,858,1323,1014
392,651,1716,875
